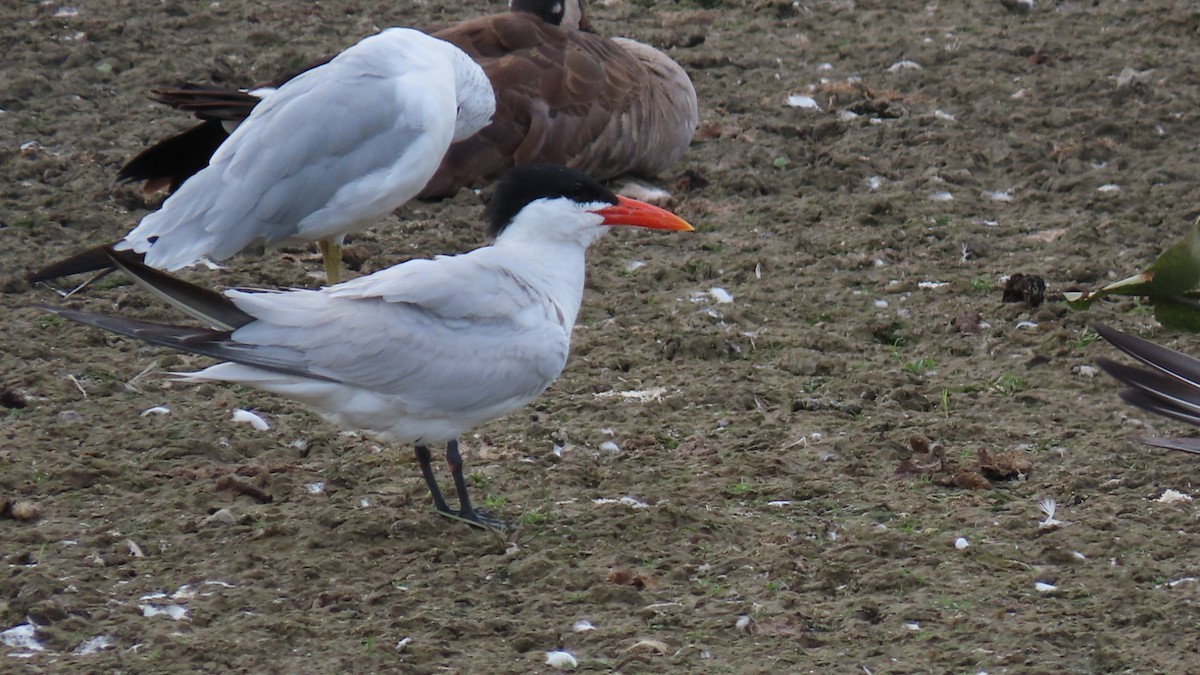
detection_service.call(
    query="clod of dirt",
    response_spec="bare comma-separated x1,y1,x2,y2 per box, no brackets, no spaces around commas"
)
202,508,239,527
950,469,991,490
339,243,379,272
607,567,657,590
792,397,864,416
951,311,986,334
978,448,1034,480
2,499,42,522
0,275,27,294
896,437,993,490
0,388,27,409
896,435,947,477
626,639,669,655
673,168,709,192
999,0,1035,14
1001,273,1046,307
215,475,273,504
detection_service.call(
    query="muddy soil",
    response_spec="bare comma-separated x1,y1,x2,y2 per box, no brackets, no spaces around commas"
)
4,0,1200,672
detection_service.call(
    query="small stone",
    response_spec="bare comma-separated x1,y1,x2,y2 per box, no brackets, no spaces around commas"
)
9,501,41,522
202,508,238,527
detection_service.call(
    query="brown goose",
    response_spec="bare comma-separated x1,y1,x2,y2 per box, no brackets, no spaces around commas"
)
118,0,698,200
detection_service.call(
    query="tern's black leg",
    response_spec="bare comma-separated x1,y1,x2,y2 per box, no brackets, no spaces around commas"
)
414,445,451,514
445,440,509,530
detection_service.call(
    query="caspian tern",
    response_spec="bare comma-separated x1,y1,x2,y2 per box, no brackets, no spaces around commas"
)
1094,322,1200,454
37,165,694,528
33,28,495,287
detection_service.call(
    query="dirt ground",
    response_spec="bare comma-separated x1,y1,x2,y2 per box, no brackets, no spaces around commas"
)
4,0,1200,672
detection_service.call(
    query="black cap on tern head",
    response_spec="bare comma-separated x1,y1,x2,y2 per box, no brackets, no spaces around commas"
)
486,164,617,237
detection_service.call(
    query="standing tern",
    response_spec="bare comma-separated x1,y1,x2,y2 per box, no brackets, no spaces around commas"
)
1094,322,1200,454
34,27,496,286
37,165,694,528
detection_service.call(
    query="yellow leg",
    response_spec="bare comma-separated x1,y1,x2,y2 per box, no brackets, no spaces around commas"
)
318,239,342,285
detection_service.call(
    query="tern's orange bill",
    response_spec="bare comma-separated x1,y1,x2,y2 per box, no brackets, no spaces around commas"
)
595,196,693,231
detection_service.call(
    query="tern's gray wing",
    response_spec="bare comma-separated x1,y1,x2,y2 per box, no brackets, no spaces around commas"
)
226,256,571,415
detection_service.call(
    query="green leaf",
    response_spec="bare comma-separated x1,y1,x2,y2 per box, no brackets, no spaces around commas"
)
1063,218,1200,331
1153,296,1200,332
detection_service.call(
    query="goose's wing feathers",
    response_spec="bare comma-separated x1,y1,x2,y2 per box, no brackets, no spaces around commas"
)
117,120,229,193
148,85,266,123
420,14,695,197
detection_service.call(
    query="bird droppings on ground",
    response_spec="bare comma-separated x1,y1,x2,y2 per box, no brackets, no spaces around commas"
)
230,408,270,430
1,623,45,656
544,649,578,669
72,635,115,656
137,581,235,623
1155,489,1193,504
706,286,734,304
616,182,673,206
592,496,650,509
786,94,820,110
593,387,668,402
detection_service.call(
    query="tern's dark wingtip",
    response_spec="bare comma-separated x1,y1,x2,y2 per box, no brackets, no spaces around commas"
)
25,245,120,284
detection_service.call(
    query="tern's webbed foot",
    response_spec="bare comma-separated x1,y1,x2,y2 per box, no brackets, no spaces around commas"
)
434,506,510,531
415,441,510,530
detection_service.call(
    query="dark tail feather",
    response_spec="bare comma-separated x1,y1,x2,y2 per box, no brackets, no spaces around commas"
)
37,304,231,354
149,85,262,121
104,247,253,331
1095,356,1200,422
35,305,332,382
1093,322,1200,388
1094,322,1200,452
117,120,228,193
26,244,122,283
1134,436,1200,455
